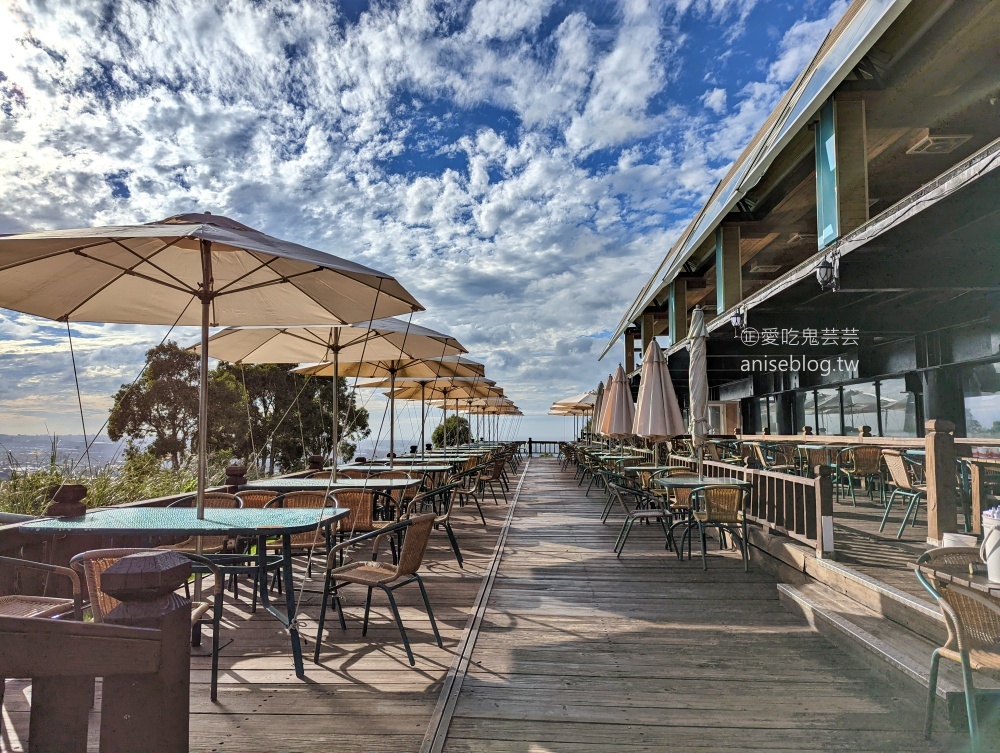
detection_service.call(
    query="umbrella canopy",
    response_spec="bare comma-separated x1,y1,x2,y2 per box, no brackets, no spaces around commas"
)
553,391,596,410
0,212,420,516
192,317,464,364
192,318,464,477
590,380,605,439
295,355,484,379
600,365,636,438
633,340,684,440
392,381,500,449
688,307,710,466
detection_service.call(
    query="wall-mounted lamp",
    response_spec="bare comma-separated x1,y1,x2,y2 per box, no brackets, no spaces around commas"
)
815,252,840,292
730,307,745,336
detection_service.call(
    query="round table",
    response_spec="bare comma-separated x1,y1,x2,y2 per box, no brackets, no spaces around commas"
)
654,476,751,489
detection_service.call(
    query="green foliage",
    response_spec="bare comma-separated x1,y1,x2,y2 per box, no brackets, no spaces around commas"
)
0,448,234,516
431,415,472,448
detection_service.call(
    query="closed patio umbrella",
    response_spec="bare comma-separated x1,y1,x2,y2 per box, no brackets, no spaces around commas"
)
193,318,465,477
596,375,614,437
689,306,710,477
0,212,421,517
601,365,636,441
590,380,605,442
633,340,685,465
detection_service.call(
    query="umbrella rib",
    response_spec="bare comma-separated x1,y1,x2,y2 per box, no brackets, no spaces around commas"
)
212,254,284,295
0,238,112,273
58,240,198,320
108,238,197,294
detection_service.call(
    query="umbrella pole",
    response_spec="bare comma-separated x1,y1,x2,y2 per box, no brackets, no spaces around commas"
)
420,382,426,460
331,346,339,481
389,369,396,468
197,241,212,522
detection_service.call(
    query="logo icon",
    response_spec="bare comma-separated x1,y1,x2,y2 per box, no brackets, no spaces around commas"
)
740,326,760,346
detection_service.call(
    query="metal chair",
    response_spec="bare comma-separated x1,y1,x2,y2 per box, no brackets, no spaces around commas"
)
916,547,1000,750
836,445,883,506
880,449,927,539
0,556,82,620
674,485,750,571
313,514,442,666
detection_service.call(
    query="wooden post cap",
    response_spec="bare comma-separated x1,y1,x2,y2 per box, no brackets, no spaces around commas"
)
101,552,191,602
308,455,325,470
225,464,247,486
815,465,833,477
925,419,955,433
43,484,88,517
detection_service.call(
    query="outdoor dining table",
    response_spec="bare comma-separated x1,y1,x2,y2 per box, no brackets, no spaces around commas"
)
654,476,752,490
917,558,1000,597
332,464,454,474
19,505,348,678
240,477,422,493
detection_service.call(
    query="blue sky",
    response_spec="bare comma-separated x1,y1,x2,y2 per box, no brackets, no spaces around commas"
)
0,0,847,450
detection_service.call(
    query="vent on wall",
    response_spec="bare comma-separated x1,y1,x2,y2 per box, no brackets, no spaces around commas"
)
906,134,971,154
749,263,782,274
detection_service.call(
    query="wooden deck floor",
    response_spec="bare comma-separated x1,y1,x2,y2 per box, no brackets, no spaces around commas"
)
1,482,510,753
440,459,960,752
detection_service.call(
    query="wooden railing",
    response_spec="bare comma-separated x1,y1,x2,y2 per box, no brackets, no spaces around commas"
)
526,439,563,457
0,551,192,753
667,454,835,558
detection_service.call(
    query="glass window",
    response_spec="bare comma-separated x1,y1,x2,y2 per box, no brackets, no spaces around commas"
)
879,377,918,437
754,397,769,433
795,392,813,434
816,387,840,435
766,396,778,434
963,363,1000,439
708,404,724,434
843,383,878,436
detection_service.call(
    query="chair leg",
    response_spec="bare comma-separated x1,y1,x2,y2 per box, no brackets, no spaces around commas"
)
444,522,464,568
960,650,980,749
615,517,635,557
699,523,708,571
899,494,920,539
314,572,332,663
879,490,899,533
362,587,374,636
210,600,222,702
925,648,940,739
415,576,443,648
383,587,414,666
848,475,857,506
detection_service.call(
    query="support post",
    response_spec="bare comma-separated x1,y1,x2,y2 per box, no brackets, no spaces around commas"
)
668,280,688,345
814,465,835,559
528,438,533,457
925,419,958,546
624,329,637,374
100,551,192,753
715,225,742,314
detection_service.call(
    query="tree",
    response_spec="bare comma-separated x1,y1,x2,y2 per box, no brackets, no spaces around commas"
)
432,415,471,448
108,343,245,469
214,363,370,474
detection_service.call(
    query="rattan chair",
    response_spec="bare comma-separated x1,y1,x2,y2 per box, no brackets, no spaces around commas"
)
880,449,927,539
915,547,1000,749
405,480,465,567
0,556,82,619
71,548,224,701
752,443,796,473
610,482,673,557
313,514,442,666
478,456,509,504
837,446,883,506
234,489,279,509
674,484,750,571
453,466,488,527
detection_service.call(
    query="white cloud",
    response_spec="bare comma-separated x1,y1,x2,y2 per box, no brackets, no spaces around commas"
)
0,0,845,439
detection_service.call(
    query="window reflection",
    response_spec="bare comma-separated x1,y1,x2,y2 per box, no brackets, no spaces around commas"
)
879,377,918,437
843,383,878,436
963,363,1000,439
816,388,840,435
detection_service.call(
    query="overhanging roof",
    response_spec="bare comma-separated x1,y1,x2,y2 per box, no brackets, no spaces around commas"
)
600,0,912,360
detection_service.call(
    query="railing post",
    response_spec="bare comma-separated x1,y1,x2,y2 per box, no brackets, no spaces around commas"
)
528,438,533,457
814,465,835,559
925,419,958,546
100,551,192,753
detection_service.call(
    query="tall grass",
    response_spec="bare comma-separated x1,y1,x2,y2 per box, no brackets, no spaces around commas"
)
0,452,232,517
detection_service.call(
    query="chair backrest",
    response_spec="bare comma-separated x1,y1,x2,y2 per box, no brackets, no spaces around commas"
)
236,490,278,509
394,513,436,577
805,447,832,470
171,492,242,509
849,445,882,475
269,491,331,509
376,470,410,480
695,485,746,524
71,547,152,622
333,489,375,535
337,469,368,479
882,449,915,490
752,443,770,469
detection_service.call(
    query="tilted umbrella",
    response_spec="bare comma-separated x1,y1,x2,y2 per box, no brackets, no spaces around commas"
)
296,356,485,462
553,391,596,411
688,306,710,477
601,365,636,441
192,318,464,476
0,212,420,517
632,340,685,465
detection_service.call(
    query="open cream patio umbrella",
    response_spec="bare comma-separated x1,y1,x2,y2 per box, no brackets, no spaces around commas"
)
688,306,710,477
0,212,421,517
419,383,504,448
296,356,485,462
601,365,636,442
633,340,685,465
361,376,495,455
192,318,464,477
